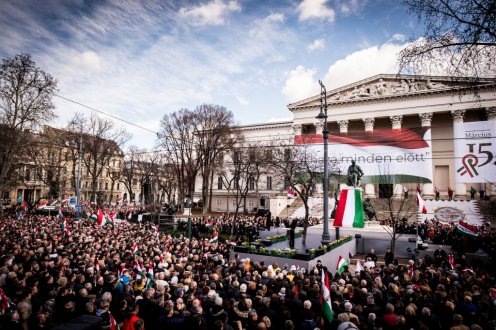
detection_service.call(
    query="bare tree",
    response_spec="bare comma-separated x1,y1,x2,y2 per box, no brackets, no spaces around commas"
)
68,113,130,205
158,109,200,210
375,168,418,256
122,146,140,203
270,142,326,246
193,104,238,213
221,144,266,220
25,126,69,200
0,54,57,214
399,0,496,78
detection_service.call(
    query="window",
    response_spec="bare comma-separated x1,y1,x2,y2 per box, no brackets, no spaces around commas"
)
105,182,108,190
266,176,272,190
117,183,120,190
233,151,240,163
248,200,254,208
249,177,255,190
113,160,116,167
217,176,223,190
216,199,222,207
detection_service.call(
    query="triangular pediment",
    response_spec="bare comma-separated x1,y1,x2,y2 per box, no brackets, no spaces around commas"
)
288,74,496,110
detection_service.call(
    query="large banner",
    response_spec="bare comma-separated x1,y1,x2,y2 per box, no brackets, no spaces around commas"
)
454,120,496,183
294,127,433,183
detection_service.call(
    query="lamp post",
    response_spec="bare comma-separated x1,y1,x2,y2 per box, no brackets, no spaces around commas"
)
316,80,331,244
76,133,83,219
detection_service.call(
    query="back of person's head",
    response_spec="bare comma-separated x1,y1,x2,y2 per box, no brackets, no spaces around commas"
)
284,319,294,330
337,321,359,330
134,318,144,330
385,303,394,313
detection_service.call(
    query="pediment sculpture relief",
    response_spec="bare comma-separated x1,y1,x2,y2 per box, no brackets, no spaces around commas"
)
326,78,451,102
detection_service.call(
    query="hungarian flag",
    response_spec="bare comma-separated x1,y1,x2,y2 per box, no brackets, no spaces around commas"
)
90,213,98,221
132,242,139,256
61,218,70,236
333,189,365,228
146,264,155,288
448,255,455,269
0,288,9,310
97,208,105,227
134,261,145,279
456,221,478,238
127,210,133,220
108,211,117,227
320,269,334,322
336,256,348,275
109,311,116,330
287,188,296,199
416,192,427,214
209,231,219,244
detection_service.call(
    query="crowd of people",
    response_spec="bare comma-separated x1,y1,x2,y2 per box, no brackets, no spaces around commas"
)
0,209,495,330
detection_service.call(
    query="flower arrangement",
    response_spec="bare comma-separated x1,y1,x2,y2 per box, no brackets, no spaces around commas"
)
307,235,353,258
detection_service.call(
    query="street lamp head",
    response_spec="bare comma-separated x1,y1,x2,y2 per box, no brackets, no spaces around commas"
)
316,109,327,123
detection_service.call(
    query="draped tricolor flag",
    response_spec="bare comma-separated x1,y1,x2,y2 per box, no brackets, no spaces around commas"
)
333,189,365,228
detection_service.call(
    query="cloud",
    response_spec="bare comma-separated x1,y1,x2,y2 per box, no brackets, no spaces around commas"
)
282,41,412,103
322,42,408,89
72,51,102,71
265,13,285,23
307,38,325,52
179,0,241,26
338,0,364,15
297,0,335,22
391,33,406,42
282,65,319,103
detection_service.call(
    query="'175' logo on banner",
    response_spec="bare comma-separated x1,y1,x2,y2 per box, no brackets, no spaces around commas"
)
457,143,494,177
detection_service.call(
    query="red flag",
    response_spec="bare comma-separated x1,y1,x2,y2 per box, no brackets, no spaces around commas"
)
408,264,414,277
295,283,299,298
448,255,455,269
97,208,104,227
416,192,427,214
0,288,9,310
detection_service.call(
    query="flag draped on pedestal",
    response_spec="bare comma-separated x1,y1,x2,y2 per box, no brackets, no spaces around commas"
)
333,188,365,228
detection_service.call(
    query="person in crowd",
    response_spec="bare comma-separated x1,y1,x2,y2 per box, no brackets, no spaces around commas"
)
0,205,494,330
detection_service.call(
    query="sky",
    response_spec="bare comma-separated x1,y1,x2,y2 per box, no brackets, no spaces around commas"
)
0,0,425,150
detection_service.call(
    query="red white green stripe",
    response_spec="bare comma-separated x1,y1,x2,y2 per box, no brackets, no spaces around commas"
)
132,242,139,256
320,269,333,322
456,221,478,238
333,188,365,228
336,256,348,275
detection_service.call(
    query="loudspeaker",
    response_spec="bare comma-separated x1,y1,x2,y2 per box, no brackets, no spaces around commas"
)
293,253,311,261
355,234,362,238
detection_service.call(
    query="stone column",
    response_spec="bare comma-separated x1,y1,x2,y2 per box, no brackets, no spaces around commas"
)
338,120,349,133
314,121,324,134
390,115,403,129
292,124,302,135
362,118,375,197
390,115,404,196
337,120,349,192
452,110,467,198
419,113,434,197
486,108,496,196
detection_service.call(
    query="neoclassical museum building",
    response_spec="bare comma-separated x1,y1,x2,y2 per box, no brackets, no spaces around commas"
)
205,74,496,215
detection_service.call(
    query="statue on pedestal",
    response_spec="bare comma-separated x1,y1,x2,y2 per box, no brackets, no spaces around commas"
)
363,198,376,221
346,160,364,187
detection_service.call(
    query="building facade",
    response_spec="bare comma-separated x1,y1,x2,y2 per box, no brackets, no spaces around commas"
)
206,74,496,216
